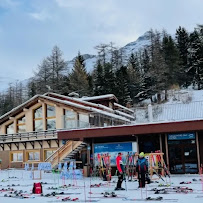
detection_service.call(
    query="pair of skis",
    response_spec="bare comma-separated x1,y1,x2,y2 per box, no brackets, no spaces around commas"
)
126,152,138,181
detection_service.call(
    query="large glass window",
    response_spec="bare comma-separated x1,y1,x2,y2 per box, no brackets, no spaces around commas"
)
34,106,43,131
27,151,40,161
6,123,14,134
65,110,77,129
11,152,23,162
79,113,89,128
17,116,26,133
46,105,56,130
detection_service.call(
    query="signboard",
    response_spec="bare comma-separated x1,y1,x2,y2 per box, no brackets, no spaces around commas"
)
94,142,137,166
168,133,195,140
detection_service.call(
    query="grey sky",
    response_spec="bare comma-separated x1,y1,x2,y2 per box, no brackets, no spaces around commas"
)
0,0,202,90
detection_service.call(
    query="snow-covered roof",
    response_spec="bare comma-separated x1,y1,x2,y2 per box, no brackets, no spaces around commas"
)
0,93,130,124
79,94,118,102
44,92,115,113
114,103,134,113
41,95,130,122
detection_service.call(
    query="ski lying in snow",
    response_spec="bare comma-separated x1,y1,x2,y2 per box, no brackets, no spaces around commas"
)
88,196,125,199
41,192,81,197
196,195,203,198
3,194,35,199
122,197,178,201
48,199,100,202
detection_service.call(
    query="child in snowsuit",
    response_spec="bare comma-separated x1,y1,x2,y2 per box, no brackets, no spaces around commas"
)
136,152,148,188
115,152,125,190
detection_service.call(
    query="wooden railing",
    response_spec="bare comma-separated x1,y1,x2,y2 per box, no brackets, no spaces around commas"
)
0,130,57,143
45,140,83,168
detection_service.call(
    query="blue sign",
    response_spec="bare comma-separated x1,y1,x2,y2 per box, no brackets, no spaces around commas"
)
168,133,195,140
94,142,132,153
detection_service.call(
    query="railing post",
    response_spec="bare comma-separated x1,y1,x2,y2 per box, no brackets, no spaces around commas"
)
148,104,153,122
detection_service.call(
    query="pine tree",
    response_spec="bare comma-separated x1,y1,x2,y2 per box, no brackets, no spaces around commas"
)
162,33,181,88
127,53,142,103
115,66,132,106
148,30,167,102
175,26,191,86
95,43,109,66
188,29,203,89
93,60,105,95
103,62,116,94
47,46,67,93
139,48,155,101
69,52,90,96
34,58,51,94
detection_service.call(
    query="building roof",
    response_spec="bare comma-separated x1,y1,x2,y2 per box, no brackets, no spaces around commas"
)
0,93,131,125
57,119,203,140
79,94,118,103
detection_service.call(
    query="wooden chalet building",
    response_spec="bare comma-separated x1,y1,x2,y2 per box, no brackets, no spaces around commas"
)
0,93,133,169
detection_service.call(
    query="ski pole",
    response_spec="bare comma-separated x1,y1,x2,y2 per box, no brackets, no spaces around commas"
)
124,173,127,191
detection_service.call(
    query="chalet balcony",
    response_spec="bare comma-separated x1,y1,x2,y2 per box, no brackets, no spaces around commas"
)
0,129,57,144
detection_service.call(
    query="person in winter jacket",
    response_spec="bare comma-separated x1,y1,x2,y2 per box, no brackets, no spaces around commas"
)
136,152,148,188
115,152,125,190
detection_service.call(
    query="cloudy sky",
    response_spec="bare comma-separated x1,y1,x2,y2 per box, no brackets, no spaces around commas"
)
0,0,202,91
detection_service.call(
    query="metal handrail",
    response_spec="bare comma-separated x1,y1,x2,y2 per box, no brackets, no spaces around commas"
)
0,129,57,142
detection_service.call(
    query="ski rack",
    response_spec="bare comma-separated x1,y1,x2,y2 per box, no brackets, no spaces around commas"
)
96,154,111,180
148,152,168,180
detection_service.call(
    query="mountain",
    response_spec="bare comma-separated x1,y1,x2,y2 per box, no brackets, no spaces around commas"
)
0,32,151,92
67,31,151,73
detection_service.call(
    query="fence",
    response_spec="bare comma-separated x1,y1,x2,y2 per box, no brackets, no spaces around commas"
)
134,101,203,124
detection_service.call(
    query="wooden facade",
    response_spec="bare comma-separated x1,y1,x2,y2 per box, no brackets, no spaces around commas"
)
0,93,132,169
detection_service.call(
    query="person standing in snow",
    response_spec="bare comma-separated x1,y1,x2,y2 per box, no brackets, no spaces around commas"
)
115,152,125,190
136,152,148,188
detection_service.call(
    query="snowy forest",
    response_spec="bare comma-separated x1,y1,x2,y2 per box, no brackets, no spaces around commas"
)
0,25,202,116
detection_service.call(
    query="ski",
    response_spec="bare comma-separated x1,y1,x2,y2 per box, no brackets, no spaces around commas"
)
3,194,35,199
123,197,178,201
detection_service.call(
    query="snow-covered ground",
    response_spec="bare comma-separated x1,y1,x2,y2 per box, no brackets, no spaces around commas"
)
0,169,203,202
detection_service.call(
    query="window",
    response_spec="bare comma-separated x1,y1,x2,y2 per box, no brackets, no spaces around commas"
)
64,109,77,129
34,106,43,131
79,113,89,128
10,152,23,162
44,149,56,160
46,105,56,130
6,123,14,134
17,116,26,133
27,151,40,161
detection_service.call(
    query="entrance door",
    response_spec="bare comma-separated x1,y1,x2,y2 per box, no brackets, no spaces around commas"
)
168,141,198,174
184,145,198,173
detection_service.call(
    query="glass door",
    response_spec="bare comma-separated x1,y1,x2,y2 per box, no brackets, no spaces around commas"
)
183,145,198,173
168,141,198,173
169,145,184,173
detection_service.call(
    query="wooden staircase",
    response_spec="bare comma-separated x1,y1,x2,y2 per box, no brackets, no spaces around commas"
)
45,140,86,168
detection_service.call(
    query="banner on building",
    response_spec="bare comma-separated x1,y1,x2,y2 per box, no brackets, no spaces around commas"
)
94,142,137,166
